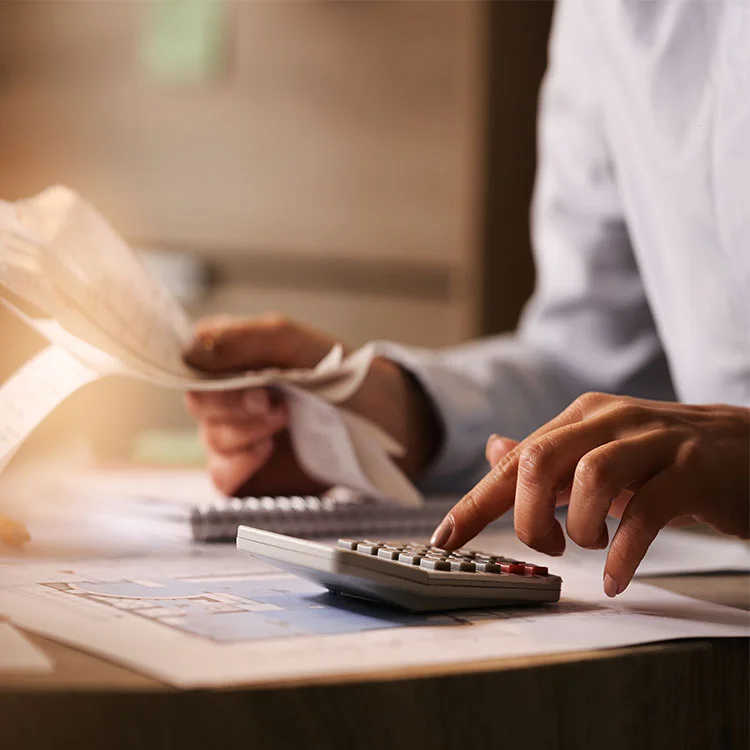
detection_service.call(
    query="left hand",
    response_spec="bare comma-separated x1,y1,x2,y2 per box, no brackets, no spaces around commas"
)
430,393,750,596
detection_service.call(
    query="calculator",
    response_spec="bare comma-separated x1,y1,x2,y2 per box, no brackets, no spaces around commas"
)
236,527,562,612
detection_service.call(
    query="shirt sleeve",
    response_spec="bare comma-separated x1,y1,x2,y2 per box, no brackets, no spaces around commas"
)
381,0,675,494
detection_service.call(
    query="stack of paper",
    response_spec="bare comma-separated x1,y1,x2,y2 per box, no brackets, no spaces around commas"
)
0,186,420,505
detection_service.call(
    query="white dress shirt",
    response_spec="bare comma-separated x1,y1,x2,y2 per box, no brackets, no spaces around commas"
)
385,0,750,493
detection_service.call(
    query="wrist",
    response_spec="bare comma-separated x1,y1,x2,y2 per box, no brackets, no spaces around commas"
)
349,357,442,481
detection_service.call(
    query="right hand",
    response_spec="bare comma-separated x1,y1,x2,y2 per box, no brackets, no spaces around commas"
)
183,314,440,497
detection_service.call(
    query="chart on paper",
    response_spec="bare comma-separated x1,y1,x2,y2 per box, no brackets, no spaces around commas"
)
40,573,458,643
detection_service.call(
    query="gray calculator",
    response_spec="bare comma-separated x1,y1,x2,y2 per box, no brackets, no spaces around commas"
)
236,526,562,612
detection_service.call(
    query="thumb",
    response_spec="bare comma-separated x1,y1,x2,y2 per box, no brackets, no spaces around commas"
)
485,434,519,466
183,314,332,374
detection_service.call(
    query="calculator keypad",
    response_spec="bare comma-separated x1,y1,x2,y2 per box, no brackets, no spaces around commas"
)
338,539,550,577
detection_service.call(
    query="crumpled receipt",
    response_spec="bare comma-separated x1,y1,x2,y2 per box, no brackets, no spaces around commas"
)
0,186,422,506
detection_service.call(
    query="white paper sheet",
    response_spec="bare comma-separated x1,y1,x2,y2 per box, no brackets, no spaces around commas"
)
482,516,750,577
0,534,746,688
0,186,418,505
0,620,53,673
0,346,99,466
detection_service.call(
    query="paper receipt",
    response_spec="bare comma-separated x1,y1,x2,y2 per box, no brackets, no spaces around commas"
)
0,186,421,506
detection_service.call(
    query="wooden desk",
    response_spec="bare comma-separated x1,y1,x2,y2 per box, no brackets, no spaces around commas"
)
0,574,747,750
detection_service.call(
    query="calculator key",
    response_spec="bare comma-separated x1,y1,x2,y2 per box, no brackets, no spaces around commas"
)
398,553,424,565
377,548,401,560
356,542,383,555
449,560,476,572
474,561,503,574
500,563,526,575
419,558,451,571
525,564,548,577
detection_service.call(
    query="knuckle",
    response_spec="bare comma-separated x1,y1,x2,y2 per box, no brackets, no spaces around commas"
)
607,401,645,425
610,512,658,564
458,490,484,522
609,516,654,564
574,391,606,413
259,313,306,365
518,440,552,482
675,437,704,468
492,445,520,479
574,454,608,493
606,402,632,422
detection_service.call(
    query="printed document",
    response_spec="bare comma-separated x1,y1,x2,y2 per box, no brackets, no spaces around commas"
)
0,531,746,688
0,186,419,505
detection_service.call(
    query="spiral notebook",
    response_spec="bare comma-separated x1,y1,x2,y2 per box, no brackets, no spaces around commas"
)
64,469,457,543
187,493,457,542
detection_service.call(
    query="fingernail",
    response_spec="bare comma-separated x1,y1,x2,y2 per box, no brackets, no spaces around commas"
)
430,515,454,548
243,391,269,416
603,573,619,598
198,332,216,353
485,435,518,466
485,434,501,462
183,333,217,367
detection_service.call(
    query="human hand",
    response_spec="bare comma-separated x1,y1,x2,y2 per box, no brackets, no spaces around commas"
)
430,393,750,596
183,314,440,497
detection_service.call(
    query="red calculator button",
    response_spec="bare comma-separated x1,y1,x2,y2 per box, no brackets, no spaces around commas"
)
524,564,548,576
500,563,526,575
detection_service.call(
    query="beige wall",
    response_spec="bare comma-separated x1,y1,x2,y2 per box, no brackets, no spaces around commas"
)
0,1,486,342
0,1,489,461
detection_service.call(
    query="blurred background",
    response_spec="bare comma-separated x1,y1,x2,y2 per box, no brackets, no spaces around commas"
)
0,0,552,468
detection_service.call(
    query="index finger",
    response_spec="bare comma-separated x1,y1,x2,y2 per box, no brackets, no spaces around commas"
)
183,314,332,373
430,394,604,550
430,452,520,549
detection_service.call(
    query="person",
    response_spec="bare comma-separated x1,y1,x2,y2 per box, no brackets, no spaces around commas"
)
183,0,749,598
